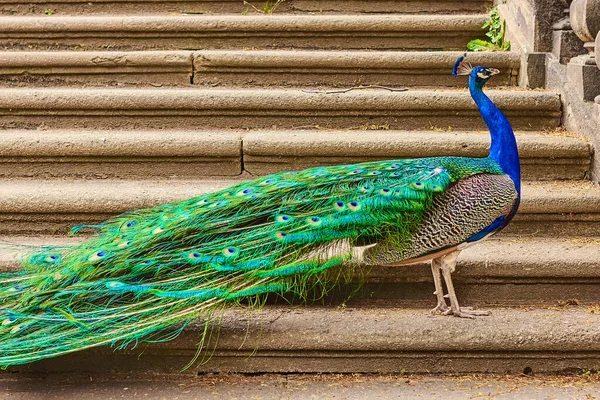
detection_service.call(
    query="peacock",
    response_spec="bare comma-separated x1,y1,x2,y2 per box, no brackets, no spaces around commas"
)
0,54,520,368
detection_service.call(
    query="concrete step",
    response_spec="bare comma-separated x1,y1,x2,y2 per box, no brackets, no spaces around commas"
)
0,88,561,131
0,130,589,180
0,50,520,88
0,130,243,179
194,50,520,88
2,235,599,306
1,0,493,16
3,373,600,399
6,306,600,374
0,179,598,236
0,15,488,51
242,130,589,181
0,51,194,87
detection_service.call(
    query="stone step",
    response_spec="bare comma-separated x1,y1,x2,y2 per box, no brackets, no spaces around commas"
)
2,235,599,306
0,179,598,236
194,50,520,88
0,130,243,179
6,306,600,374
0,51,194,87
2,0,493,16
0,88,561,131
243,130,589,181
0,50,520,88
0,130,589,180
0,15,488,51
3,373,600,399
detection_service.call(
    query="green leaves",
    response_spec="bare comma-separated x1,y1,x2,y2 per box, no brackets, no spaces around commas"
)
467,7,510,52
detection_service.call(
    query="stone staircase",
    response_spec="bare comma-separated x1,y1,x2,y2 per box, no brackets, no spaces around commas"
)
2,0,600,376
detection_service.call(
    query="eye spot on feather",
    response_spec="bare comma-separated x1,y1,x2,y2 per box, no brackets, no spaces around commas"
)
391,171,402,177
359,185,371,193
369,171,382,176
106,281,126,290
275,231,288,240
8,285,23,293
348,169,363,175
411,181,425,190
306,216,322,227
209,201,228,208
44,254,60,263
379,188,392,196
88,250,108,262
122,221,136,230
188,252,201,260
2,317,16,326
387,164,400,170
196,199,209,206
152,227,165,235
260,178,277,185
432,185,444,193
10,325,26,334
237,188,254,196
348,201,362,211
334,201,345,211
223,247,239,257
118,241,131,248
276,215,293,223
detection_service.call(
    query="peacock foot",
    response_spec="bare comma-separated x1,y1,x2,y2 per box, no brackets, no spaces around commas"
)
430,296,450,314
442,306,490,319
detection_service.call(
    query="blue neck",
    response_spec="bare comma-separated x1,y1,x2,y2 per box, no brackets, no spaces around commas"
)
469,79,521,194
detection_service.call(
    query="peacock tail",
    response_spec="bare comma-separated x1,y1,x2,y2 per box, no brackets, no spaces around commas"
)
0,155,507,368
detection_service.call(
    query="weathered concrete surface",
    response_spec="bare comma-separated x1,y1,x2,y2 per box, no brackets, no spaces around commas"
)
6,306,600,374
0,51,193,87
243,130,590,180
0,179,598,235
499,0,567,52
0,0,492,16
3,236,599,305
3,373,600,400
194,50,520,88
0,129,589,180
0,15,488,50
0,50,519,88
546,54,600,181
0,130,242,179
0,88,562,130
567,54,600,101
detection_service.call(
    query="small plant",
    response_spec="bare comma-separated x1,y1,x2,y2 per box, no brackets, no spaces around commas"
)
43,8,54,15
582,368,600,381
242,0,285,15
467,7,510,51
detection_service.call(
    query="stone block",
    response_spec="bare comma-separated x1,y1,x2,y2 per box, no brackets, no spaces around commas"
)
553,29,588,63
519,51,547,88
567,54,600,100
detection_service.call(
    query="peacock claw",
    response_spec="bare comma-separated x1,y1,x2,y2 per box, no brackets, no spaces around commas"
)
431,302,450,314
449,307,490,319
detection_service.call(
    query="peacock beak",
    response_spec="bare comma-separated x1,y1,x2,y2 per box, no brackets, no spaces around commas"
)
489,68,500,76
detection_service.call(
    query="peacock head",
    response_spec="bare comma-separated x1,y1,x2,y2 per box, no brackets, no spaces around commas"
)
452,53,499,87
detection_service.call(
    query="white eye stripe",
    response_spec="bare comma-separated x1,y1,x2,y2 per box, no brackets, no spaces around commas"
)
477,72,488,79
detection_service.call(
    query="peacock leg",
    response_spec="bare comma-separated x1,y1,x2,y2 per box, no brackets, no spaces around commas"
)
430,257,450,314
439,251,490,319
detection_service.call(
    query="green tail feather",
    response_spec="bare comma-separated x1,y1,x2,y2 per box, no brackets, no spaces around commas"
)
0,156,504,368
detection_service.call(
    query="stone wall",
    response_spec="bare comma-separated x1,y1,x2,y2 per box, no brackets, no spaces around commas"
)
500,0,600,181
